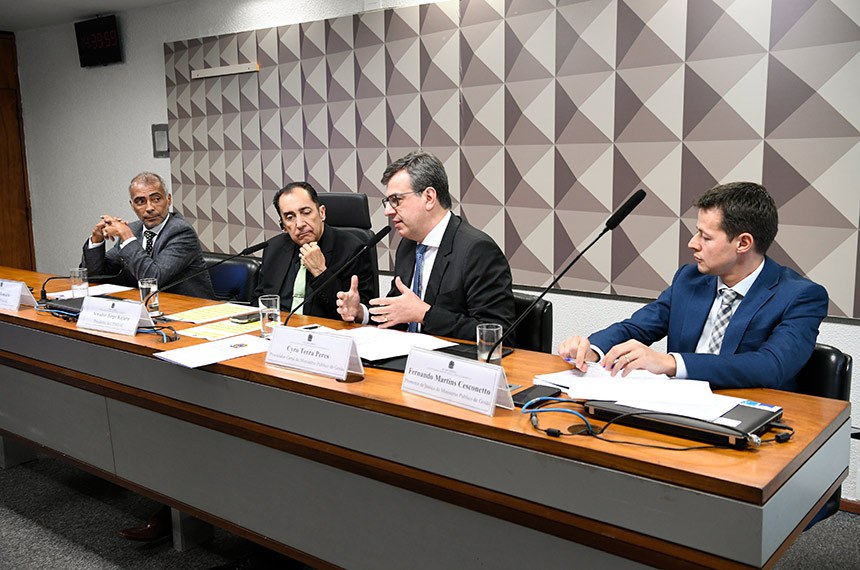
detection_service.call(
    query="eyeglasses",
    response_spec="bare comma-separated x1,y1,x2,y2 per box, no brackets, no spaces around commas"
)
382,189,424,209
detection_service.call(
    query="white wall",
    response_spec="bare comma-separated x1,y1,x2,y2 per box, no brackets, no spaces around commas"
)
16,0,860,501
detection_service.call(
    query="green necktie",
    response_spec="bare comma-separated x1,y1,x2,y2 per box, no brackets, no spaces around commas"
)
291,263,306,314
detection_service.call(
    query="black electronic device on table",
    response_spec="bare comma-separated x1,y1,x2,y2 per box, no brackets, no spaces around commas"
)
584,399,783,448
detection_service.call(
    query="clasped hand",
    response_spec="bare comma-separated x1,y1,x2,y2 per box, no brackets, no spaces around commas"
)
91,215,132,243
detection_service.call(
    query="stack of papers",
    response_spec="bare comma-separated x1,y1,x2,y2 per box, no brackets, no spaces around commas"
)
179,319,263,341
164,302,256,324
336,326,456,361
534,364,740,422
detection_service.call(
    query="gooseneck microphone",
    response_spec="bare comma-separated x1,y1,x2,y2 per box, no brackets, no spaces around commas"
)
39,261,126,302
142,238,272,308
486,188,647,362
284,226,391,326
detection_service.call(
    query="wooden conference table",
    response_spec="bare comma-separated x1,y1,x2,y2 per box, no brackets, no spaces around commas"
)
0,266,849,569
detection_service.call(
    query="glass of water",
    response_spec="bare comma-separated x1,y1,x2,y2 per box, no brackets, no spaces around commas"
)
69,268,88,298
477,323,503,365
138,277,160,315
259,294,280,339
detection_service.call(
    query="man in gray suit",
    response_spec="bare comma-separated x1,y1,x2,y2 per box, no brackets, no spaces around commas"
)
337,151,514,341
82,172,214,299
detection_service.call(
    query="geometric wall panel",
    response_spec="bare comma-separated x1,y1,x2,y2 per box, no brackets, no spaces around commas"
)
167,0,860,316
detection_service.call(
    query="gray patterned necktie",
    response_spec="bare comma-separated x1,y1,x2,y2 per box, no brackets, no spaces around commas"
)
707,288,741,354
407,244,428,333
143,230,156,256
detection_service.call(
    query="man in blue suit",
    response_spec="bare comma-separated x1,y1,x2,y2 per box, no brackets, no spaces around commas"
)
558,182,828,391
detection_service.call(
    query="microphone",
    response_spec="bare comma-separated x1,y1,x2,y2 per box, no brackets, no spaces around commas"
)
486,189,647,362
605,188,646,230
142,238,272,308
283,226,391,326
39,262,126,302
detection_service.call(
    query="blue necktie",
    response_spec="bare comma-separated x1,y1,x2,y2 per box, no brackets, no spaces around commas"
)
407,244,428,333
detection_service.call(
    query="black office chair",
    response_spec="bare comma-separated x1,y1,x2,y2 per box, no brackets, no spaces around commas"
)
201,252,262,303
512,292,553,353
796,343,852,530
317,192,380,297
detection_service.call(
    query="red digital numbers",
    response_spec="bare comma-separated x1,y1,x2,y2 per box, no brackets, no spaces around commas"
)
82,30,118,51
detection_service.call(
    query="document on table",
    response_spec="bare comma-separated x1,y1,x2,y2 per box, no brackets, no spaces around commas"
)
616,393,743,422
336,326,456,361
153,334,269,368
51,284,133,300
179,319,263,340
164,302,256,324
534,363,712,404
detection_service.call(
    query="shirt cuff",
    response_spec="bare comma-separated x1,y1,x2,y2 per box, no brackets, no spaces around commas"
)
87,239,105,249
359,303,370,325
119,236,137,249
591,344,606,362
670,352,686,378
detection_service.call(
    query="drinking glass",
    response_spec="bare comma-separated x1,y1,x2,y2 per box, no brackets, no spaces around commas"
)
70,268,88,298
259,294,281,339
477,323,503,365
138,277,159,315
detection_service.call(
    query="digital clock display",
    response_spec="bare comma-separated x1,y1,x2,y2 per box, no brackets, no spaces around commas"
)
75,15,123,67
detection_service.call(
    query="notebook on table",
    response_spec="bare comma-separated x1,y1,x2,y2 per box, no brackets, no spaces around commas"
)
584,399,783,448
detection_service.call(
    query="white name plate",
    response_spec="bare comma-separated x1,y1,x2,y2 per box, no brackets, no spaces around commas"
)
266,326,364,381
0,280,37,310
76,296,153,336
402,348,513,416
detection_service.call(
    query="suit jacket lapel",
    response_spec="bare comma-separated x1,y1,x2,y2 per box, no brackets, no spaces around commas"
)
422,215,458,306
268,236,297,294
720,257,778,354
149,216,172,255
394,238,417,291
677,274,716,351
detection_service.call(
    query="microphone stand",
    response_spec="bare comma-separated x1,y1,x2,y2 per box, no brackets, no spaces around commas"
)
39,263,126,302
283,226,391,327
142,239,271,310
486,189,647,363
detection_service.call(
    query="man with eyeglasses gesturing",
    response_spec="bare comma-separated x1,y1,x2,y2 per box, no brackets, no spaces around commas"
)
337,151,514,341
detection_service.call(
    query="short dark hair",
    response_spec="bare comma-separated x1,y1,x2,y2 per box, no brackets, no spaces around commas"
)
273,181,320,216
381,151,451,209
693,182,778,254
129,172,167,195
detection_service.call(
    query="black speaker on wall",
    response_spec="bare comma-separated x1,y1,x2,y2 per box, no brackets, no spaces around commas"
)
75,15,123,67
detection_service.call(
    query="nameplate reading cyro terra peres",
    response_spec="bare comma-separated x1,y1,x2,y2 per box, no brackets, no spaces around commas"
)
76,296,154,336
266,326,364,381
402,347,513,416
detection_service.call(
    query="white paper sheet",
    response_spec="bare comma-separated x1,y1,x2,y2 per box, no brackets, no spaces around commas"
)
336,326,456,361
163,302,257,324
51,284,133,300
153,334,269,368
616,393,742,422
534,364,712,403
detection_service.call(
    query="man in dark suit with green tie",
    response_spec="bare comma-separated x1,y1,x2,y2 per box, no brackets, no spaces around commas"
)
253,181,375,318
